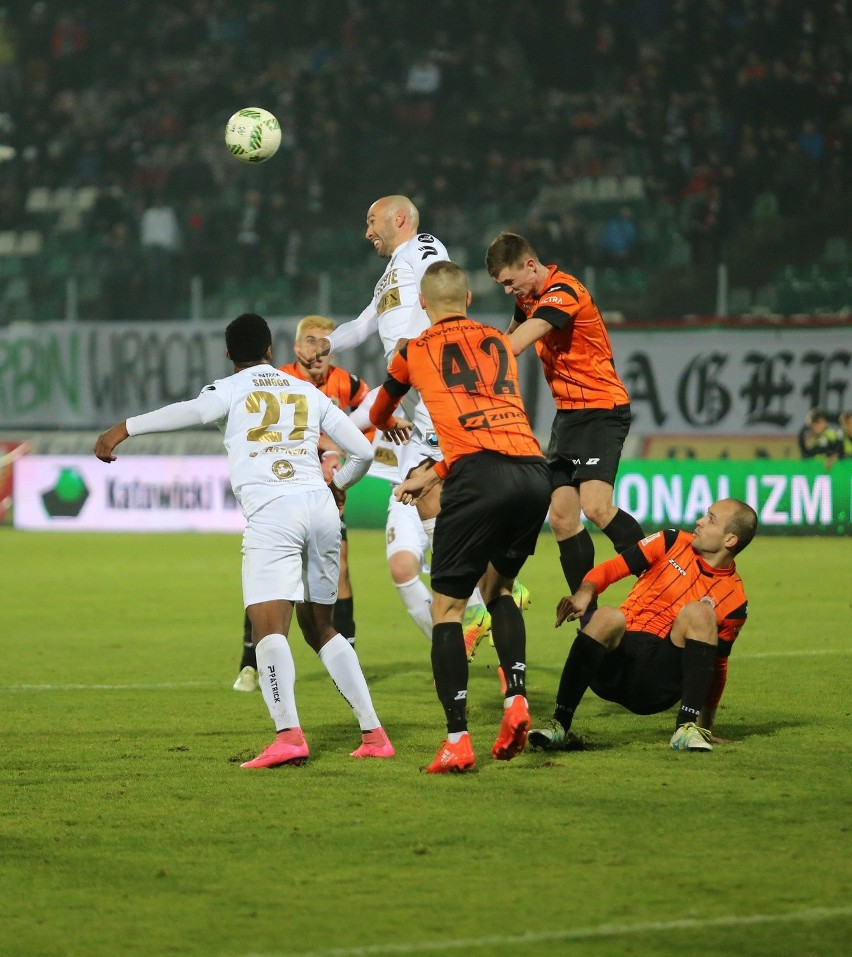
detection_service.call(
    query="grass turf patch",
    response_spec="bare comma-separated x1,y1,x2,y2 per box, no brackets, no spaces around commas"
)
1,530,850,957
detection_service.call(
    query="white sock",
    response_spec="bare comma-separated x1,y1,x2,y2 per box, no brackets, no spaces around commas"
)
256,633,300,731
420,517,436,550
447,730,469,744
468,587,485,609
395,575,433,639
317,633,380,731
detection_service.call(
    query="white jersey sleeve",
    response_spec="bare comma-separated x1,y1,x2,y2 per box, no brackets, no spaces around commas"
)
326,301,379,355
347,385,379,432
329,232,450,362
321,403,373,490
126,388,229,435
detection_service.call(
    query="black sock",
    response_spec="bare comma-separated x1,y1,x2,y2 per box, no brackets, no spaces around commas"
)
558,529,597,620
431,621,469,734
557,528,595,591
601,508,645,554
676,639,717,728
553,630,606,731
240,612,256,670
486,594,526,698
333,597,355,645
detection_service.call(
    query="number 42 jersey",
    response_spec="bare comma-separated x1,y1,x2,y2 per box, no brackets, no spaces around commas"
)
374,316,543,478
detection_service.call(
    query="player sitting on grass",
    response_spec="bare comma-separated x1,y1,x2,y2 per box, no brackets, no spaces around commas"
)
530,498,758,753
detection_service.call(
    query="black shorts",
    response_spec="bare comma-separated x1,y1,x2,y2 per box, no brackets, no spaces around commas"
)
589,631,682,715
547,405,632,488
430,451,551,600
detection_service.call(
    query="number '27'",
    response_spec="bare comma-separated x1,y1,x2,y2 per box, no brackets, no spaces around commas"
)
245,390,308,442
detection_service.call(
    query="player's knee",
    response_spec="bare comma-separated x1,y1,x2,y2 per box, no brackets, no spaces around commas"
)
586,606,625,645
388,550,420,584
676,601,717,642
579,500,616,530
549,484,580,531
549,508,583,539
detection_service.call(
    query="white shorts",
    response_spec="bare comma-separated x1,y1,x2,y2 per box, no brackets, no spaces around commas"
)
241,488,341,606
385,491,430,567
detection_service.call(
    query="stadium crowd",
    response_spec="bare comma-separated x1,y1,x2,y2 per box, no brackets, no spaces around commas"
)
0,0,850,320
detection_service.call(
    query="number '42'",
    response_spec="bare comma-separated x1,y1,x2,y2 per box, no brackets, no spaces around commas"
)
440,337,516,395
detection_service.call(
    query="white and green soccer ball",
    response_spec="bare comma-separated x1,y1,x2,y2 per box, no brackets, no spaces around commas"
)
225,107,282,164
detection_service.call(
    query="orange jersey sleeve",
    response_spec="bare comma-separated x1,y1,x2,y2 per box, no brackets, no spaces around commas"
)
514,266,629,410
378,316,543,473
370,383,404,431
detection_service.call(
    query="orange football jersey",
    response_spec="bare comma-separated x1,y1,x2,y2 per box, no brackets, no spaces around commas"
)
585,529,748,648
514,265,628,410
371,316,542,478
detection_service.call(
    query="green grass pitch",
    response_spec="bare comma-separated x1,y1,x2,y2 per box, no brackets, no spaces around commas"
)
1,529,850,957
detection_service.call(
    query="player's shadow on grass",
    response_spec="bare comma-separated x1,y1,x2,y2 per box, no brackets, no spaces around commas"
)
577,705,808,747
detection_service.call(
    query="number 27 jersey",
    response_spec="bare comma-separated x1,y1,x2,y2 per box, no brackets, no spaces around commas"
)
203,364,364,516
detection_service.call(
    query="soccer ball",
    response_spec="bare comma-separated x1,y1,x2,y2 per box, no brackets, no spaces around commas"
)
225,108,282,164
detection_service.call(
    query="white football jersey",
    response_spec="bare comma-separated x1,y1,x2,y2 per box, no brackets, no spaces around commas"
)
368,431,402,484
328,232,449,361
126,363,372,518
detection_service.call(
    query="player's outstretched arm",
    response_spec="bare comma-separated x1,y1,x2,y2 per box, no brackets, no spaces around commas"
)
96,392,229,463
94,422,129,462
507,317,553,356
555,582,597,627
322,303,380,357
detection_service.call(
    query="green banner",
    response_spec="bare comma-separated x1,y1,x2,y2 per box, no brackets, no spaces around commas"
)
344,476,394,530
613,460,850,536
345,461,851,536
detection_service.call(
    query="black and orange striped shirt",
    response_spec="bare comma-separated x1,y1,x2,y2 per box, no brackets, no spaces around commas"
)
514,265,628,410
370,315,543,479
585,529,749,648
